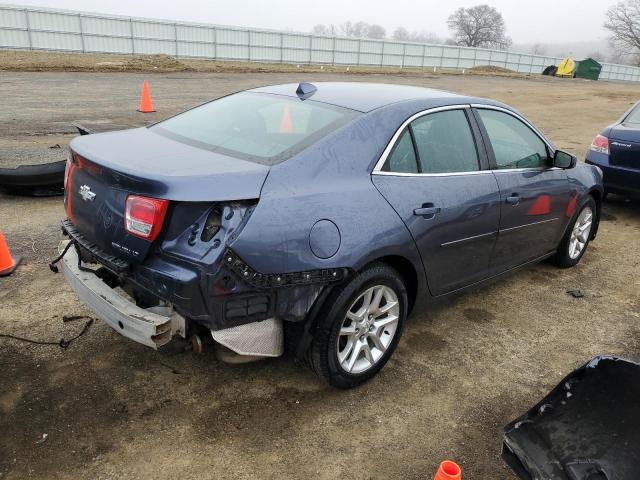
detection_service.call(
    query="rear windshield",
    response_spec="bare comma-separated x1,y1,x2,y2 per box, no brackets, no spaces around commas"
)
152,92,359,165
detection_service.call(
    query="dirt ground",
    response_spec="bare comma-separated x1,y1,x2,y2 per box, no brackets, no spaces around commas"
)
1,65,640,480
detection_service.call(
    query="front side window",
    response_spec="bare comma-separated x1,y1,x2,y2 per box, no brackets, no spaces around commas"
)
411,109,480,173
477,109,550,169
152,92,359,165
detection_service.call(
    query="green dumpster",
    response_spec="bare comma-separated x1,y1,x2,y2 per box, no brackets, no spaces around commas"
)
574,58,602,80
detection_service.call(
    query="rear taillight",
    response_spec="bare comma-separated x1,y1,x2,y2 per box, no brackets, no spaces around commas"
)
125,195,169,241
64,156,75,220
589,134,609,155
64,157,72,190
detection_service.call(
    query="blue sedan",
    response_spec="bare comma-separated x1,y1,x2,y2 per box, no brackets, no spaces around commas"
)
586,101,640,198
54,82,603,388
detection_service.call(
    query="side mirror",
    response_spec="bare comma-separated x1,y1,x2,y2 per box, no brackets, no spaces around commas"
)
554,150,577,169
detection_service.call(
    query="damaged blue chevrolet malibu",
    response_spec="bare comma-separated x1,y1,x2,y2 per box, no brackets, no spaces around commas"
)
54,82,603,388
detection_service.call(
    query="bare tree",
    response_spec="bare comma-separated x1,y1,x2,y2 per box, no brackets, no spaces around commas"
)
447,5,511,49
367,24,386,39
312,21,385,39
392,26,411,41
312,24,332,36
530,43,548,55
392,27,440,43
586,51,605,62
604,0,640,64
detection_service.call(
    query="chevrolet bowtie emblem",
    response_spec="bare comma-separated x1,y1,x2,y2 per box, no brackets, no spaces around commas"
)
79,185,96,202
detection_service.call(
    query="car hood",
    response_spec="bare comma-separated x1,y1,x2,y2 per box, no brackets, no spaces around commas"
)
69,127,269,202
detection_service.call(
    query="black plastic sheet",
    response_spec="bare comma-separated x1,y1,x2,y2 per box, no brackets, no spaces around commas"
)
503,356,640,480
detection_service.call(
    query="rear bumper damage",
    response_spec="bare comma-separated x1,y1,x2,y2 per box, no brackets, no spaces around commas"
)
59,241,186,349
61,239,284,357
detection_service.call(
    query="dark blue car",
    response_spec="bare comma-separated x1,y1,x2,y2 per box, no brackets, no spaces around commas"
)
55,82,603,388
586,101,640,198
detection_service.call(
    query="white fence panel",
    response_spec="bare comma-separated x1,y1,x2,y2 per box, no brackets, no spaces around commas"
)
177,41,215,58
311,36,332,51
132,21,174,40
31,30,82,50
84,35,131,53
0,4,638,81
176,25,213,43
0,7,26,28
29,11,80,33
0,27,28,47
217,44,248,60
216,28,248,46
310,49,332,64
133,38,175,55
82,16,130,37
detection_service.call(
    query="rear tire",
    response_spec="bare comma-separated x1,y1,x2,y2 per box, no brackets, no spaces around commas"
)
307,263,407,389
552,196,596,268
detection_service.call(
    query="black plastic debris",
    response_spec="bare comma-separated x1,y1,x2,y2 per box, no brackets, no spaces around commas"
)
72,122,94,136
567,289,585,298
503,356,640,480
0,160,66,196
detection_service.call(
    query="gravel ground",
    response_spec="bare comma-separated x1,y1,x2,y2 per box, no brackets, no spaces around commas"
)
1,68,640,480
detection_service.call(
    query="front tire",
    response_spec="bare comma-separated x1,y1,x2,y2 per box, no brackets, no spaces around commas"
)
308,263,407,388
552,196,596,268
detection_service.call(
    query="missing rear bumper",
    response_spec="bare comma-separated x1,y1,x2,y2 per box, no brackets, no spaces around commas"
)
59,241,186,349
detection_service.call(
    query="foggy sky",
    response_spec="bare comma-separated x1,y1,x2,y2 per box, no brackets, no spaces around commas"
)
10,0,615,44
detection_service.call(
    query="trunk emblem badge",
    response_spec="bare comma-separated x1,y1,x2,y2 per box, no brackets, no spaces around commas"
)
79,185,96,202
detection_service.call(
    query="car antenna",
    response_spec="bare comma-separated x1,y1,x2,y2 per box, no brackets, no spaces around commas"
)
296,82,317,100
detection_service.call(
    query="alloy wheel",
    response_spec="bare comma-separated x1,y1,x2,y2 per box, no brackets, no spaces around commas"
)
336,285,400,374
568,206,594,259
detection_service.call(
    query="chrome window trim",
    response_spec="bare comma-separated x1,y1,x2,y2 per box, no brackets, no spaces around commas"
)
371,103,560,177
374,170,494,177
371,104,474,175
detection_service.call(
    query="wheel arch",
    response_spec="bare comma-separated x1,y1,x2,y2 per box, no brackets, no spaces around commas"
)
362,255,419,315
587,187,602,240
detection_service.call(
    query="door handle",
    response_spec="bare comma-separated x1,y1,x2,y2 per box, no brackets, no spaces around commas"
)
413,203,441,219
506,194,520,206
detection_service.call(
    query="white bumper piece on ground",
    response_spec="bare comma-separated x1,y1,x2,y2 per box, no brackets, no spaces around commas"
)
59,241,186,349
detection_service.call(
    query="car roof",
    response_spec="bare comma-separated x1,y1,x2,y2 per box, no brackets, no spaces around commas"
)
249,82,472,112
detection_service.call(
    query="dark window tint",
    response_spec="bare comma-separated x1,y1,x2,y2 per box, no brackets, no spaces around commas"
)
382,129,418,173
411,110,479,173
477,109,549,169
152,92,358,165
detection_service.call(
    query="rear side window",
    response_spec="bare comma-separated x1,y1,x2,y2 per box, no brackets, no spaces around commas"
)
382,129,418,173
152,92,359,165
625,104,640,124
411,109,479,173
477,109,550,169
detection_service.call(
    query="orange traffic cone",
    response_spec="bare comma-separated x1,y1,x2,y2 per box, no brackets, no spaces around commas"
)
434,460,461,480
279,105,292,133
0,232,21,277
137,80,155,113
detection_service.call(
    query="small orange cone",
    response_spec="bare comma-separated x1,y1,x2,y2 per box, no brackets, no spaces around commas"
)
279,105,292,133
0,232,21,277
137,80,155,113
434,460,461,480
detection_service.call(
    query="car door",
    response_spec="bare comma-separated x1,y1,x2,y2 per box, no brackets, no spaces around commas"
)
371,106,501,296
472,106,571,273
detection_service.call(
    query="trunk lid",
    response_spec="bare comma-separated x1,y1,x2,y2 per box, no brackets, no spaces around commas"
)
608,124,640,170
66,128,269,263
